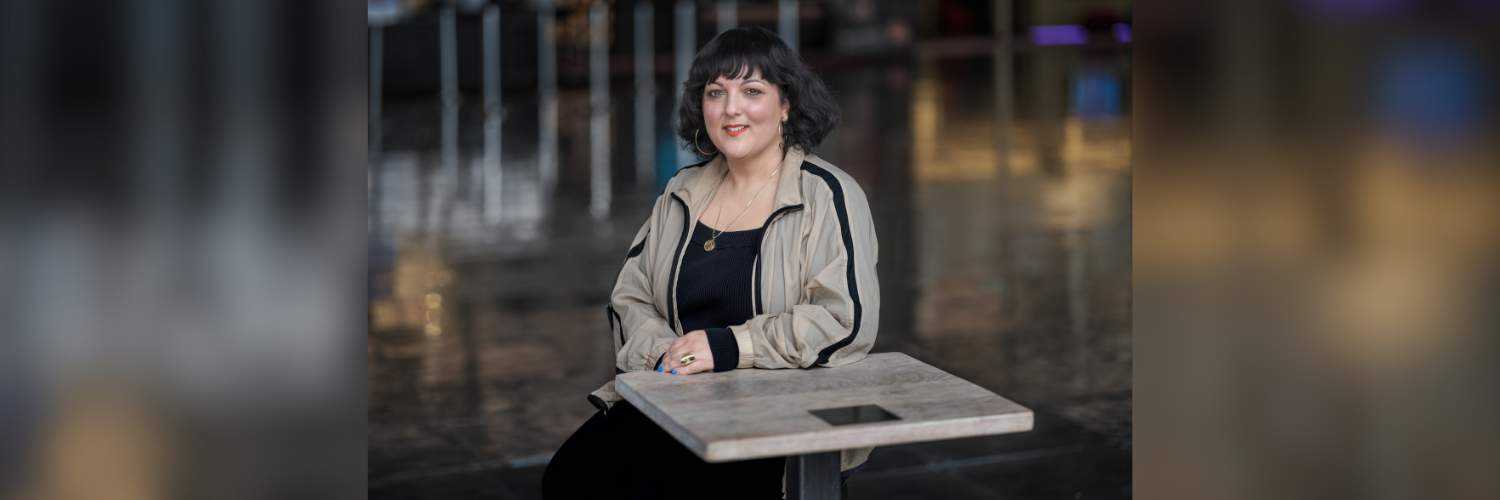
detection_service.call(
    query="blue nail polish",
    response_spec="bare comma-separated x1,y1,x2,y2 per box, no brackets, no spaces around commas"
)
671,369,678,375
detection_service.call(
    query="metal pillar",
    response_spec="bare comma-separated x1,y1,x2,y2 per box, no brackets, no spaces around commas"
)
717,0,737,33
215,0,271,219
993,0,1013,47
131,0,185,261
786,451,841,500
440,1,459,183
633,1,656,186
588,1,611,220
992,0,1013,176
674,0,696,167
482,2,504,224
538,0,559,191
370,26,384,157
778,0,798,52
1033,43,1063,174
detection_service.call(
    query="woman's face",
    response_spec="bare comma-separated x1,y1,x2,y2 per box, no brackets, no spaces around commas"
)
702,70,790,163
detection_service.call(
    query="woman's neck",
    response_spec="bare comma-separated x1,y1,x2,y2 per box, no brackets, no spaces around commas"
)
722,147,784,191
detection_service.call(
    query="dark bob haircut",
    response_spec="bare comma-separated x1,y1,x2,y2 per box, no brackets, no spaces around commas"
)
677,26,839,158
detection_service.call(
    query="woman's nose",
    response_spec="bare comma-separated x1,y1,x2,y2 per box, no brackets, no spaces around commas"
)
722,93,742,116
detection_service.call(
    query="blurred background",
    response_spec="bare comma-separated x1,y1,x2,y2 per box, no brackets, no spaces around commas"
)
365,0,1131,498
3,1,366,499
6,1,1494,499
1134,2,1500,499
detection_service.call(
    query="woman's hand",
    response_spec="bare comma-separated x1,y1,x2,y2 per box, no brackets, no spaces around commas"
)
660,330,714,375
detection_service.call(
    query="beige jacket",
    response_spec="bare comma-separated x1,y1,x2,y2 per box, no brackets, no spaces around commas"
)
589,147,880,471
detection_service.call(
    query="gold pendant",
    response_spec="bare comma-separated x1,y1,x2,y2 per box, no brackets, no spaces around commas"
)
704,239,716,252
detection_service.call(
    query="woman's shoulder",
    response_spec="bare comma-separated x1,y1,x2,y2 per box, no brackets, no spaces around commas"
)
797,154,871,209
664,157,715,190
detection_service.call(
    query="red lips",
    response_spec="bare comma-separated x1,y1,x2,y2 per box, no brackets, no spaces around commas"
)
724,124,748,138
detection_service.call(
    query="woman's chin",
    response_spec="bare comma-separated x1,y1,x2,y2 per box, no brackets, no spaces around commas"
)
716,144,767,161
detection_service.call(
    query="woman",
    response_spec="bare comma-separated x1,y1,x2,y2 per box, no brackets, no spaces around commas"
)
543,26,879,499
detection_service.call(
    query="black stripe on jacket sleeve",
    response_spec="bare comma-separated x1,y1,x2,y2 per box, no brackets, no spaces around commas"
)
607,305,624,347
802,163,864,367
666,194,691,335
625,238,646,260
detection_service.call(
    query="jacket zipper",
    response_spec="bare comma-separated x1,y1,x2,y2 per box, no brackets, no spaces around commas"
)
752,204,805,316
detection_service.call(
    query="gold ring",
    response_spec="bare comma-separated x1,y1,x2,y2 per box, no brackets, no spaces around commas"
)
679,353,696,366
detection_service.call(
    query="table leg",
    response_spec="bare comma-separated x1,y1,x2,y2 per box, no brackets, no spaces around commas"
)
786,451,840,500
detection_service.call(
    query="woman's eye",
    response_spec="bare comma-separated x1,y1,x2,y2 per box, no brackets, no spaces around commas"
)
745,88,762,96
706,89,724,98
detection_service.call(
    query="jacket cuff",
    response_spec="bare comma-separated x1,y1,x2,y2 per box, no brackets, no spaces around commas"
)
728,324,756,369
704,328,739,372
587,394,611,413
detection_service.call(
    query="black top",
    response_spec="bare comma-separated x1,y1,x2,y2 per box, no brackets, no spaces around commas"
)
672,221,764,372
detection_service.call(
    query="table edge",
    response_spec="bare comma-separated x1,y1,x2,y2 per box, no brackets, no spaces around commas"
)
614,376,713,459
702,410,1035,462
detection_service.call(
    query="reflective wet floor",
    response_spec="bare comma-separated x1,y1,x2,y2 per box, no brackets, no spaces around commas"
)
369,44,1130,499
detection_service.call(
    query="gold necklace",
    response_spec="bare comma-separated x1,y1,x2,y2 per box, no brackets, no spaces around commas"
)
704,166,779,252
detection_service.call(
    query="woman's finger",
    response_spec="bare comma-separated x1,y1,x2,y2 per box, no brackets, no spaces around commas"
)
678,354,713,375
657,351,675,373
659,338,687,373
663,333,714,375
677,346,716,375
665,350,690,374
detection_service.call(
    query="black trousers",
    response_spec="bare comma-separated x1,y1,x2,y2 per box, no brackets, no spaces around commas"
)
543,401,786,500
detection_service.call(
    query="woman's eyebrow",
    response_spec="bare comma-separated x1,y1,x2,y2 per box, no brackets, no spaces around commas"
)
708,77,765,86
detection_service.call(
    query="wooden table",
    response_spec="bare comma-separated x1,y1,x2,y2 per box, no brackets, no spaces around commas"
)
615,352,1034,500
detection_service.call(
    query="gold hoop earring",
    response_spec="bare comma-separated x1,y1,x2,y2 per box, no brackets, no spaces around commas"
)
692,129,712,157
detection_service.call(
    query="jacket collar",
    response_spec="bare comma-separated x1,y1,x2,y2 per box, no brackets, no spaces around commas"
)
674,147,807,214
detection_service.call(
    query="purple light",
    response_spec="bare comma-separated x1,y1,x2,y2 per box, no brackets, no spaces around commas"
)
1030,25,1088,46
1113,23,1132,44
